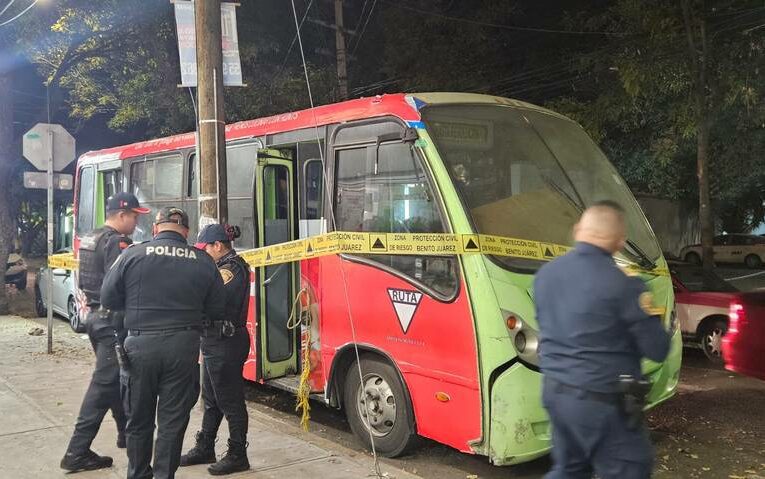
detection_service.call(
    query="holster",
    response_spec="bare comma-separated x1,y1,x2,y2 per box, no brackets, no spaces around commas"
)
203,320,237,338
618,375,651,430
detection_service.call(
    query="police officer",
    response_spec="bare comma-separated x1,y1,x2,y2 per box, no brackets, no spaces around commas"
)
101,207,226,479
534,200,671,479
60,192,149,473
180,224,251,475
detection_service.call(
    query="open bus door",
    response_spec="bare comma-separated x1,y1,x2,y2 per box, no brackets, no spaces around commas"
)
255,149,298,379
95,159,124,227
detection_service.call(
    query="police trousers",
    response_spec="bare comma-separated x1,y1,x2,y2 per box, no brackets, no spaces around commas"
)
201,328,250,445
66,312,126,455
122,329,200,479
542,378,654,479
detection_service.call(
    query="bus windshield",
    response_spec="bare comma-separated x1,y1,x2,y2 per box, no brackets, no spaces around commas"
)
422,104,661,271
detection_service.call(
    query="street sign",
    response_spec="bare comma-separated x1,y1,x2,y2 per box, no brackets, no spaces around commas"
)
173,1,244,87
22,123,76,172
22,123,75,356
23,172,73,190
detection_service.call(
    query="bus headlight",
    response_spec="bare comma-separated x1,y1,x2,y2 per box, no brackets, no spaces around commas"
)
503,310,540,368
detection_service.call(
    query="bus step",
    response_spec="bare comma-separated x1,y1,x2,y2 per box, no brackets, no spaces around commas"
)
265,376,327,403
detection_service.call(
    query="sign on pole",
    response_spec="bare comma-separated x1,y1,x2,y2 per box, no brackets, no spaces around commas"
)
23,172,74,190
173,1,244,87
22,123,75,172
22,123,76,355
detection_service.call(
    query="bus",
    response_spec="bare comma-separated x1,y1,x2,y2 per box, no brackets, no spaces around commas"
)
71,93,681,465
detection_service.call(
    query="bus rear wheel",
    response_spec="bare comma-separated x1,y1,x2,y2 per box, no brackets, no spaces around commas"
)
343,356,417,457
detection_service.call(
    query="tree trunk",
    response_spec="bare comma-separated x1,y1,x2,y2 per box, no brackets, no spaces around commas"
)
0,72,14,314
682,0,715,270
697,111,714,270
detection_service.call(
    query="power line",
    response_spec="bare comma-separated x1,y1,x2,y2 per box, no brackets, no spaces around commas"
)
350,0,377,56
0,0,38,27
380,0,635,36
0,0,16,18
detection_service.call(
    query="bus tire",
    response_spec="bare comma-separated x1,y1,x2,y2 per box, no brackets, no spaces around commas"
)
343,356,417,458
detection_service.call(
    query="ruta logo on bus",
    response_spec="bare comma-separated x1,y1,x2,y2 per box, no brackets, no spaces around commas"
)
387,288,423,334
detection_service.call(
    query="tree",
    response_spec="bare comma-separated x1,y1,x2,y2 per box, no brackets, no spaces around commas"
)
547,0,765,267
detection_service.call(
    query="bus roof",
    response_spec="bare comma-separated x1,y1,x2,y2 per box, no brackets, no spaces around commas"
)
77,92,567,164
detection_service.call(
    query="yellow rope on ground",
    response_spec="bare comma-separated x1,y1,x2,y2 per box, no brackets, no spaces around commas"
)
287,288,312,431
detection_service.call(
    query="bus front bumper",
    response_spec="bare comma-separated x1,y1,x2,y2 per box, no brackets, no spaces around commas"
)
487,363,550,466
485,330,682,466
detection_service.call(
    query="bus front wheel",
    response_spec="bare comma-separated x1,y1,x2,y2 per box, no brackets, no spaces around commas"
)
343,356,417,457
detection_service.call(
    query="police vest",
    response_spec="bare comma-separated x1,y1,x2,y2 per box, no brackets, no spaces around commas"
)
78,227,117,306
218,252,250,327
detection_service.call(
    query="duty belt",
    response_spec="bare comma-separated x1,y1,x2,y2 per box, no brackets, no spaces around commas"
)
203,320,245,329
550,380,622,405
127,326,201,336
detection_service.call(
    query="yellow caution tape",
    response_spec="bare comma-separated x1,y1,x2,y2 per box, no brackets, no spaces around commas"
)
49,232,669,277
48,253,79,270
239,232,572,267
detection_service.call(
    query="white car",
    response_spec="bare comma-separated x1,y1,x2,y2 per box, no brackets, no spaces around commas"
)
35,248,82,332
681,234,765,268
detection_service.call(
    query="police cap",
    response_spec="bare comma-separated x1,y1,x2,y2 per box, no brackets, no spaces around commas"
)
154,206,190,229
106,192,150,214
194,223,240,249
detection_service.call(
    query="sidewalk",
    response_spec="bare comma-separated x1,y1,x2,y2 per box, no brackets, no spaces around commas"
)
0,315,418,478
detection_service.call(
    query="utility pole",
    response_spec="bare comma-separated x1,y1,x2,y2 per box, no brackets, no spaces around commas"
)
334,0,349,100
195,0,228,225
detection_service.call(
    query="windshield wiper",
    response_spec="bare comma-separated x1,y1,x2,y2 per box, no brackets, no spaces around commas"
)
541,174,657,270
541,174,584,213
624,239,657,271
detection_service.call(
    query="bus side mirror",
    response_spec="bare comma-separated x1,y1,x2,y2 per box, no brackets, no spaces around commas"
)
373,128,419,175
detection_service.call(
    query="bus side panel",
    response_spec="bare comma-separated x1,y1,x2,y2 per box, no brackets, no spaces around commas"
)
318,255,482,452
243,270,259,381
300,257,327,392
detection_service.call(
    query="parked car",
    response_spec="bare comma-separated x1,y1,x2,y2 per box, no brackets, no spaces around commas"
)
680,234,765,268
5,253,28,290
35,248,82,332
670,261,738,362
723,291,765,380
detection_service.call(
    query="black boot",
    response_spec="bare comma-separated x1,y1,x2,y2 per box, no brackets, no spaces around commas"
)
179,431,217,467
60,450,113,472
207,440,250,476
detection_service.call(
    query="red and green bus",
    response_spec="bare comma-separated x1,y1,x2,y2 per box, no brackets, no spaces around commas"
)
71,93,681,465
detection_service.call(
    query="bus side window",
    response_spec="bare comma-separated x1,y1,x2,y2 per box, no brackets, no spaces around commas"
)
76,166,96,235
297,140,324,222
130,155,184,242
335,142,458,298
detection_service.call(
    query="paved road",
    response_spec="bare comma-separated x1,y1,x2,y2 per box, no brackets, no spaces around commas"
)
243,347,765,479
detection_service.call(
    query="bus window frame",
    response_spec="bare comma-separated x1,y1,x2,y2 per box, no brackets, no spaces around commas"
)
75,164,96,236
226,140,263,250
328,117,461,303
301,158,324,220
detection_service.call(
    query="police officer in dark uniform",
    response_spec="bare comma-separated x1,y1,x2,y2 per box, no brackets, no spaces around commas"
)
180,224,251,475
101,207,226,479
60,192,149,473
534,200,671,479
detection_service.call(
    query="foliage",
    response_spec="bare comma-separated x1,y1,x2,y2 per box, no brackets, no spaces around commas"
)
547,0,765,232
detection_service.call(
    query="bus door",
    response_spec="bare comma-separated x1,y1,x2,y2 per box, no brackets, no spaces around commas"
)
255,149,298,379
96,159,124,227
